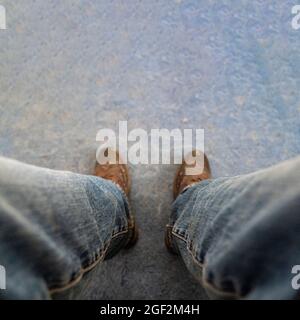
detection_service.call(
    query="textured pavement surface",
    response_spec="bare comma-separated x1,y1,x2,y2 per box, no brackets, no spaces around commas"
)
0,0,300,299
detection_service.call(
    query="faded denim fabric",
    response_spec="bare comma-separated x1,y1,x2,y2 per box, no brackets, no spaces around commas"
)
1,156,300,300
167,156,300,300
0,157,134,299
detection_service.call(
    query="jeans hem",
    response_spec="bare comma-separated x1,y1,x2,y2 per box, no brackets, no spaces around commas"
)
48,228,131,295
169,227,242,299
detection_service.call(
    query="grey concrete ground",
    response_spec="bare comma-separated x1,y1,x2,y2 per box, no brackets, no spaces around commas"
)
0,0,300,299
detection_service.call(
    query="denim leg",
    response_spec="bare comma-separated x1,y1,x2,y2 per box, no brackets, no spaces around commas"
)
168,156,300,299
0,157,134,299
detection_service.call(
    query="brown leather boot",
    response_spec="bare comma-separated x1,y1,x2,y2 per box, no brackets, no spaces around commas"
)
95,149,131,196
173,150,211,199
95,148,138,248
165,150,211,253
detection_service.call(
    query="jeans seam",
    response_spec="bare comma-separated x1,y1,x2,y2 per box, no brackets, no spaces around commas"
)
47,176,134,294
109,180,135,229
48,228,131,295
83,176,133,234
171,229,242,299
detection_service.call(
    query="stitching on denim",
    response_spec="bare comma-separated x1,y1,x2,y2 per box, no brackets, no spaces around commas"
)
109,179,135,229
48,228,130,295
83,176,133,226
171,229,241,299
173,182,211,238
42,171,133,295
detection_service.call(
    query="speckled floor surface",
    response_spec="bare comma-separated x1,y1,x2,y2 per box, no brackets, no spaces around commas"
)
0,0,300,299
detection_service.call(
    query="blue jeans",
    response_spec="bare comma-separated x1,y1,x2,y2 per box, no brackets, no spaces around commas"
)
0,157,135,299
0,156,299,299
